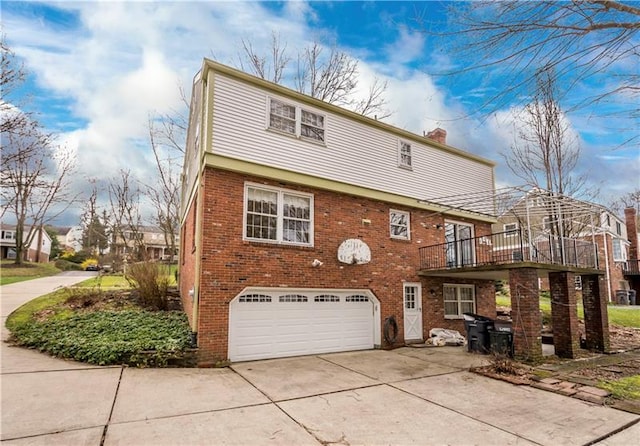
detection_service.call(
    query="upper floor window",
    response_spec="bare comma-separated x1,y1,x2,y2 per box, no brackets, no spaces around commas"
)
268,98,325,143
390,210,410,240
542,216,553,232
503,223,518,237
1,230,16,240
615,221,622,236
398,141,412,169
244,183,313,246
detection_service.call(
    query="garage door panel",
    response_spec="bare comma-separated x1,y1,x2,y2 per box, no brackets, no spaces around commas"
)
229,289,375,362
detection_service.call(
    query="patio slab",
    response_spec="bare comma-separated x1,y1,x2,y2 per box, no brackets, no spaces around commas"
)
319,349,460,382
110,368,270,423
279,383,535,446
0,427,104,446
105,404,320,446
1,368,121,441
394,371,640,446
231,355,378,401
396,345,491,369
593,421,640,445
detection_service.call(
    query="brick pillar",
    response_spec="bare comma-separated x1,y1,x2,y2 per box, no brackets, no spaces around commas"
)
549,272,580,358
624,207,638,260
509,268,542,362
582,274,610,353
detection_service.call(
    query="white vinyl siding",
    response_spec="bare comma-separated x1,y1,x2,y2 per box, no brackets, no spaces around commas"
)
210,74,493,214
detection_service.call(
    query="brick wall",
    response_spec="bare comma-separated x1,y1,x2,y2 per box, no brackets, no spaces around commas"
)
185,167,495,361
508,268,543,362
179,192,199,329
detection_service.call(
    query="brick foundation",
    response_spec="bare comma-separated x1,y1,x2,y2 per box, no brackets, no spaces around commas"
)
549,271,580,358
582,274,610,352
509,268,542,362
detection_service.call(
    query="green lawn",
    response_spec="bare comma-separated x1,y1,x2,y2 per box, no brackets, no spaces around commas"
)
496,294,640,328
75,274,131,288
0,261,61,286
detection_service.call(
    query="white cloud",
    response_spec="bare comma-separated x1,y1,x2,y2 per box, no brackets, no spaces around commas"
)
3,1,635,225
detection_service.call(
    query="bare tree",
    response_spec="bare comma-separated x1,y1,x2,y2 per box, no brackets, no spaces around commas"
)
1,35,38,158
503,69,592,238
428,1,639,139
1,122,77,264
146,112,184,262
108,169,145,261
237,35,390,119
80,182,109,255
610,188,640,216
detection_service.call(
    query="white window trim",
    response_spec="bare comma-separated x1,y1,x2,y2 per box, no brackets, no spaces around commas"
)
243,182,314,247
398,140,412,170
389,209,411,240
612,238,626,262
443,284,476,319
266,97,326,145
503,223,518,237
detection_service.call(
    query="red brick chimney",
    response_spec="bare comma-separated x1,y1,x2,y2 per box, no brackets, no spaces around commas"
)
425,128,447,145
624,207,638,260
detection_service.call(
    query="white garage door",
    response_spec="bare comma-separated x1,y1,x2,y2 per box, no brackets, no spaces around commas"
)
229,288,377,362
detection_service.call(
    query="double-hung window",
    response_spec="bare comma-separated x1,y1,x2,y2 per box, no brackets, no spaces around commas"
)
268,98,325,143
244,184,313,246
390,210,410,240
503,223,518,237
612,238,626,262
398,141,412,169
443,284,475,319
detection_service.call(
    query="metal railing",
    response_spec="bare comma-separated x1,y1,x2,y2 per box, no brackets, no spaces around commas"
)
623,259,640,275
418,228,599,271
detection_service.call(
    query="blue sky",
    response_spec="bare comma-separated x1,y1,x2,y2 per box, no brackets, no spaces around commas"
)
3,1,639,225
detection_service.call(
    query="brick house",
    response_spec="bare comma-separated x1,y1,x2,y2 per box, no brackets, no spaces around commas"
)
494,190,630,302
179,60,499,364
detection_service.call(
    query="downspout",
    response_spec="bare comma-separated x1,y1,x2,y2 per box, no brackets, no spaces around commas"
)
601,232,612,303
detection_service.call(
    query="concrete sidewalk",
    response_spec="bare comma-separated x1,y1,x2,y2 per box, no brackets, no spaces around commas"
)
2,273,639,445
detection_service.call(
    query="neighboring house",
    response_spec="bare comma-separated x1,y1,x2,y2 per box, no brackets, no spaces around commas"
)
55,226,84,252
179,60,610,365
111,226,178,261
495,189,630,302
0,224,52,263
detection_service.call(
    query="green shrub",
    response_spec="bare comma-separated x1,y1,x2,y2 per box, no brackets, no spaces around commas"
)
54,259,83,271
9,310,192,366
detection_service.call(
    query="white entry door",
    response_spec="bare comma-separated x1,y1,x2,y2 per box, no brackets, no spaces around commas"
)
403,283,423,341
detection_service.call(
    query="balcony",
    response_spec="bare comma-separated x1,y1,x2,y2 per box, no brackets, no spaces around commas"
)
418,229,601,280
623,260,640,276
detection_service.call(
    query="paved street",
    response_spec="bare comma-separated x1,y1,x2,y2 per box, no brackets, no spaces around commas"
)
2,273,639,445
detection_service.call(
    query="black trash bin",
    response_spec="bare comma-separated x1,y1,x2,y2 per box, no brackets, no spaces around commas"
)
615,290,629,305
489,330,514,356
463,313,494,353
629,290,637,306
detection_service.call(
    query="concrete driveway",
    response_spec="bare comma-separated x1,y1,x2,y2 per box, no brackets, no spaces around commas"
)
2,274,639,445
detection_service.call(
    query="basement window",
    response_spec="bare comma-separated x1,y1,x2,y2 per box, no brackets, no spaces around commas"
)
444,284,475,319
